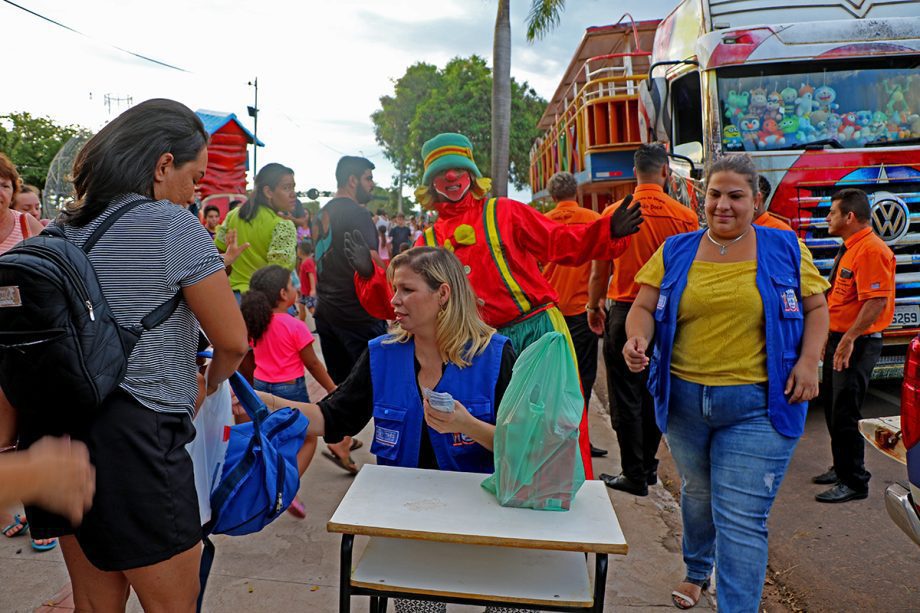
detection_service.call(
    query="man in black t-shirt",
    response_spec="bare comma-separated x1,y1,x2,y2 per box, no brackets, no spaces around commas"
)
313,156,387,383
388,213,412,254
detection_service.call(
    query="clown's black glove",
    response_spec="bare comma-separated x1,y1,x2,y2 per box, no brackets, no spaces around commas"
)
344,230,375,279
609,194,643,238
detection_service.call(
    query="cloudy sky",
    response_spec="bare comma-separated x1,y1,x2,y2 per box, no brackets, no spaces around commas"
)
3,0,673,201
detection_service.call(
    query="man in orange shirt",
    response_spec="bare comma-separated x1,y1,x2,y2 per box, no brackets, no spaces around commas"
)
754,176,794,232
587,144,699,496
815,188,895,503
542,172,607,458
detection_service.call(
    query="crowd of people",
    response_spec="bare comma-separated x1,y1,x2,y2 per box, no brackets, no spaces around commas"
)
0,98,897,613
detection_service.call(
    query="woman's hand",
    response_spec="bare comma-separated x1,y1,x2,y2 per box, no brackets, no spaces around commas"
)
24,437,95,525
623,336,650,372
223,229,251,269
785,358,820,403
423,399,473,435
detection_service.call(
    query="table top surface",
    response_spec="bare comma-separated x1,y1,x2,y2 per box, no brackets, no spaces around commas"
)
327,465,627,554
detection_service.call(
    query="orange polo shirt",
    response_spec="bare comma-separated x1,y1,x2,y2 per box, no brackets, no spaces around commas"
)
542,201,601,316
828,226,896,334
754,211,794,232
602,184,699,302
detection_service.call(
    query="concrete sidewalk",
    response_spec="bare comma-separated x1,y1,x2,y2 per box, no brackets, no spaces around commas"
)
0,393,708,612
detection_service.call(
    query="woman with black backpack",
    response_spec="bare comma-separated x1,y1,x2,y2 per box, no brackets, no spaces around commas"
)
8,99,249,612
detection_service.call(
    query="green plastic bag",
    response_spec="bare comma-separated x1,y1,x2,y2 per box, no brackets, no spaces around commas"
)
482,332,585,511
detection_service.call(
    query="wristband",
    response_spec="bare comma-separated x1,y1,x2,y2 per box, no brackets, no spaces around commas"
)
586,305,599,313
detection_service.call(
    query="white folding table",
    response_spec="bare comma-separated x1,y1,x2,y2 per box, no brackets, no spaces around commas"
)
327,465,627,612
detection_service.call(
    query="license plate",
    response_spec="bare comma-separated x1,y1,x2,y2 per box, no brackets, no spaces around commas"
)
892,304,920,328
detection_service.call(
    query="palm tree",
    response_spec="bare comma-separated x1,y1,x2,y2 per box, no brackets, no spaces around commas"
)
491,0,567,197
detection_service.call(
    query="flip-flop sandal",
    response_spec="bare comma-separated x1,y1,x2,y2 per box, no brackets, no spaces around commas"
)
2,514,28,538
286,496,306,519
31,537,58,552
321,450,359,475
349,439,363,451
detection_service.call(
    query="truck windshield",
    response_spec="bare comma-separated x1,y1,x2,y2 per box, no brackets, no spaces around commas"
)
717,57,920,152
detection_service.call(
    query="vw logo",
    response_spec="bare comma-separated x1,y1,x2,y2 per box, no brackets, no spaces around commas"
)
870,192,910,245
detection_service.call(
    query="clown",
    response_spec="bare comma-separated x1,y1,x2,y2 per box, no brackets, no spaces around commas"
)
349,133,643,478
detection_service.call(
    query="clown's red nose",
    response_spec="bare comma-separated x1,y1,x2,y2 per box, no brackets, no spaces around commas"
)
445,169,459,181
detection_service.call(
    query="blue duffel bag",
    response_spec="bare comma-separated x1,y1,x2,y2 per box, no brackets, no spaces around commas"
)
197,371,308,611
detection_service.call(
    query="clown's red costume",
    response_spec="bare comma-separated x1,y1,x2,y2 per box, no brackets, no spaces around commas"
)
355,133,642,479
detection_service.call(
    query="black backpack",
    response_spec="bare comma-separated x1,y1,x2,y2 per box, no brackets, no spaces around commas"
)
0,200,179,412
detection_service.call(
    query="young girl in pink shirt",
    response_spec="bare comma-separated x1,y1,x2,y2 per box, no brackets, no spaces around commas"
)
241,265,344,515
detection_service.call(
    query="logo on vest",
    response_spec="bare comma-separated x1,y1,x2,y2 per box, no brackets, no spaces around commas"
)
452,433,476,446
781,289,799,314
375,426,399,447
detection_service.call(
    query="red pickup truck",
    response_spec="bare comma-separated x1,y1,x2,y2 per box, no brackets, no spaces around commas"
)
861,336,920,546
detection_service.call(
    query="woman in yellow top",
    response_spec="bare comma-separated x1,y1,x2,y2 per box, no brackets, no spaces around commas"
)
215,163,298,296
624,155,829,612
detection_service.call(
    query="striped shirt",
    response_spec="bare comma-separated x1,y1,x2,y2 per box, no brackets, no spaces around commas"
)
60,194,224,417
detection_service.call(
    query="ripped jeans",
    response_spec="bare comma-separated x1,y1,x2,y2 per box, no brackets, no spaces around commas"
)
667,376,799,613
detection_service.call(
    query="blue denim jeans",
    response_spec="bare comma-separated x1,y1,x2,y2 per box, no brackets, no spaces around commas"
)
253,376,310,403
667,376,799,613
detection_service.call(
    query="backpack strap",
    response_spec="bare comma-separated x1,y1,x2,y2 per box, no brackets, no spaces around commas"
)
79,199,181,331
81,199,153,254
19,213,29,239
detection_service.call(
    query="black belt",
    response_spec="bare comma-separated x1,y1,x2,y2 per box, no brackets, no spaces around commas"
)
829,331,882,339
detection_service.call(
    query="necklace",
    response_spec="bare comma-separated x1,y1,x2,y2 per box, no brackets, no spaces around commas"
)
706,228,749,255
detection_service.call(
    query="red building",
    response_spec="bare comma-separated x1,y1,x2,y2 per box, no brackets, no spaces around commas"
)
195,109,264,219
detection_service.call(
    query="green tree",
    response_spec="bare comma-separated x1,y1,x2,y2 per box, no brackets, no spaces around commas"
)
490,0,568,197
372,56,546,193
0,112,86,189
372,63,442,213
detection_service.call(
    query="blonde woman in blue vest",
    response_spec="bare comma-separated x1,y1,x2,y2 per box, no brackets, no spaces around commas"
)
622,155,829,612
258,246,517,612
260,246,515,474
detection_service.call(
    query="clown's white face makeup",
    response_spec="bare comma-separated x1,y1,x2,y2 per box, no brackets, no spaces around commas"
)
432,169,472,202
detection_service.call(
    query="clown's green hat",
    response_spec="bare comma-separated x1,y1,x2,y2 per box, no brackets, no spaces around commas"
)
421,133,482,185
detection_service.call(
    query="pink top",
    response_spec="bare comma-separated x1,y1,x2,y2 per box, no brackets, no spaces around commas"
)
252,312,315,382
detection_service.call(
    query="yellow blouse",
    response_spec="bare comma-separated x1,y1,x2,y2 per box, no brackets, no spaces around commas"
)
635,245,829,386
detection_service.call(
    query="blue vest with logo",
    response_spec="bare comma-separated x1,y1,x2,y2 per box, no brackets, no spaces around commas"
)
368,333,508,472
648,226,807,438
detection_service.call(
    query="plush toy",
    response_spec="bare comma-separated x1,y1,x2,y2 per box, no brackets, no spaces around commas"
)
722,124,744,151
810,109,828,129
796,116,818,142
779,115,799,140
739,114,762,148
909,114,920,138
814,85,839,113
839,112,860,141
885,80,910,120
781,86,798,116
724,90,750,124
826,113,843,139
749,87,768,117
759,118,785,148
766,91,783,122
796,84,819,117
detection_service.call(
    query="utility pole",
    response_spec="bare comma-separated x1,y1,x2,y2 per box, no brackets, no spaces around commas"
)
247,77,259,178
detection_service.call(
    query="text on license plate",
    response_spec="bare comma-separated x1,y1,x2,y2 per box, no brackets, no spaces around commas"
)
892,305,920,327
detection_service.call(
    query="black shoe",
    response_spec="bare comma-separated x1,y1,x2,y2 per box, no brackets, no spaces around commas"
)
812,467,838,485
590,444,608,458
646,472,658,486
600,473,648,496
815,482,868,503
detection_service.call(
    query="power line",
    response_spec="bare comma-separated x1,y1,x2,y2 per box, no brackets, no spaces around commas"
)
2,0,190,73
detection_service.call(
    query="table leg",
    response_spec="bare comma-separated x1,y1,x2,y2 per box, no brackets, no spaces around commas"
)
592,553,608,613
340,534,354,613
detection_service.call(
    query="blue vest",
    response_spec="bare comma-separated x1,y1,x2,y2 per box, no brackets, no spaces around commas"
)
648,226,807,438
368,334,508,472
